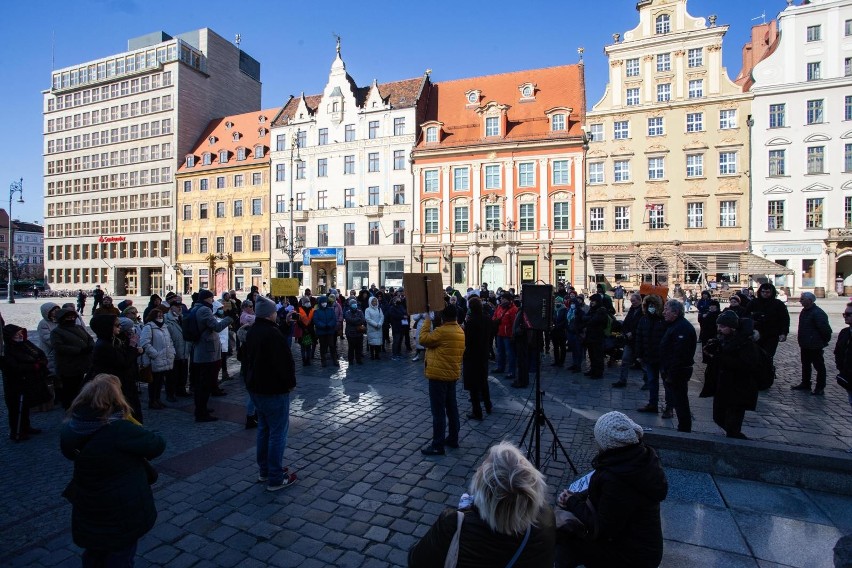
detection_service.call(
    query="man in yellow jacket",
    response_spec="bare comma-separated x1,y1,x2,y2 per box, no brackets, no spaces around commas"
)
419,304,466,456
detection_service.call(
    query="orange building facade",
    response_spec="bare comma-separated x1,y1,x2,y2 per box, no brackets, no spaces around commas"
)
411,65,587,290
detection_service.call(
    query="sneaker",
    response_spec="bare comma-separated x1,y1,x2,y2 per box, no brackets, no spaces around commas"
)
791,383,811,391
411,354,421,362
267,472,298,491
258,467,290,482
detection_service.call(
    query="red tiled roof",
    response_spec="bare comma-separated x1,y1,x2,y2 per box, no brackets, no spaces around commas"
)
271,77,426,127
177,107,281,174
417,64,585,148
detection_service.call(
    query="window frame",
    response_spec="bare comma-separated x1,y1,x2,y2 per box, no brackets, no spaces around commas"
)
720,201,737,228
686,202,704,228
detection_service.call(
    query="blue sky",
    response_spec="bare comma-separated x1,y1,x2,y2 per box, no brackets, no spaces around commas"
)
0,0,787,224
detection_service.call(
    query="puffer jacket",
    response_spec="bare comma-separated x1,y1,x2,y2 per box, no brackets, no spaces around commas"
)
37,302,60,374
313,306,338,336
493,303,518,338
419,318,465,382
50,321,94,378
139,321,175,373
701,329,760,410
798,304,832,349
60,407,165,551
659,316,697,381
409,505,555,568
163,311,189,360
365,298,385,346
190,303,232,364
344,308,366,339
562,442,668,568
746,283,790,338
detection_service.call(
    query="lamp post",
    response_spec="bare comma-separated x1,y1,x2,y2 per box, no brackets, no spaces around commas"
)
7,178,23,304
581,130,590,292
288,130,304,279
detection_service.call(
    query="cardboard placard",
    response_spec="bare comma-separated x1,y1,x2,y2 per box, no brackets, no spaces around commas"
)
639,283,669,301
270,278,300,298
402,273,445,314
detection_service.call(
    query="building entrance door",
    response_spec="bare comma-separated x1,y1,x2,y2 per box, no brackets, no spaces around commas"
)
125,273,138,296
481,256,505,291
214,268,227,295
150,269,163,297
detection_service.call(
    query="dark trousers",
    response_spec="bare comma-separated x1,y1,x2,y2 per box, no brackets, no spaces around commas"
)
402,326,412,350
347,336,364,363
587,341,605,376
193,360,221,419
668,379,692,432
392,328,403,356
166,359,188,396
82,541,138,568
428,380,459,450
149,372,165,404
3,383,29,437
59,373,85,410
319,334,338,363
468,374,492,418
800,347,826,390
552,333,566,366
713,400,746,438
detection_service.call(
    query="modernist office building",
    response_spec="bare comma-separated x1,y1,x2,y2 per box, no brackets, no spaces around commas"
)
43,28,261,295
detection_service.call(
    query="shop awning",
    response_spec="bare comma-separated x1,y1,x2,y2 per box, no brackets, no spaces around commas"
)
711,252,794,276
590,249,794,276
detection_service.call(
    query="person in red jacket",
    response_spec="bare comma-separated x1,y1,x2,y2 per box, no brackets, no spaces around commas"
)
492,293,519,381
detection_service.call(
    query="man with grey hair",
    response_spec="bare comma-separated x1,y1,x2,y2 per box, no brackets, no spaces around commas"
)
793,292,832,395
659,299,696,432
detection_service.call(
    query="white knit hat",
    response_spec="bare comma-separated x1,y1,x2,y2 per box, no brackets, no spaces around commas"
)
594,411,643,451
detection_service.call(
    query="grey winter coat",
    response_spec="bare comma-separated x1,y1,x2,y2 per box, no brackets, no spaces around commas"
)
191,303,232,363
164,311,189,360
37,302,60,374
139,321,175,373
365,298,384,346
798,304,832,349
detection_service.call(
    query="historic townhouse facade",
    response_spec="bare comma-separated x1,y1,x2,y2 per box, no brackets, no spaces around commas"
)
43,28,260,296
12,221,45,282
175,109,279,295
269,45,429,293
411,65,587,290
585,0,769,290
751,0,852,296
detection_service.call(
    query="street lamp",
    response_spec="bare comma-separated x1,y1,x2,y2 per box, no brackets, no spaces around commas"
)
7,179,23,304
288,130,304,279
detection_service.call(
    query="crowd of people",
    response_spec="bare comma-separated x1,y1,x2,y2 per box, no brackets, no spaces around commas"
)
2,277,851,566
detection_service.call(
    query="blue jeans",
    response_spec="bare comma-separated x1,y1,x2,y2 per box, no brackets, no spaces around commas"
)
246,394,255,416
83,541,138,567
428,380,460,450
643,362,670,408
618,344,635,382
495,336,516,376
251,392,291,484
567,332,583,368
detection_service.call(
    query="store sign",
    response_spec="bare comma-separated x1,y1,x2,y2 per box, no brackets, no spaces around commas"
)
98,235,126,243
761,243,823,256
303,247,345,266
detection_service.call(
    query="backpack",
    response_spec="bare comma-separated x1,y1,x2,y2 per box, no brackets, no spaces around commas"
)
182,306,201,342
756,345,775,391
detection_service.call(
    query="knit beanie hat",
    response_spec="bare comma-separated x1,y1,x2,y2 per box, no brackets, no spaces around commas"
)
589,293,603,305
594,411,643,451
198,289,214,302
717,310,739,329
254,295,277,319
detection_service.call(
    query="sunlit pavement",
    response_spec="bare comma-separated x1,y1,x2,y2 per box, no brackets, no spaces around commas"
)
0,296,850,566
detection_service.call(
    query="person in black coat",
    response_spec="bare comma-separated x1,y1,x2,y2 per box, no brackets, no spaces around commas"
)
834,303,852,415
581,294,610,379
723,293,748,318
463,297,492,420
51,307,95,409
635,295,668,414
88,314,144,423
612,293,643,388
409,441,555,568
555,411,667,568
387,296,408,360
659,299,698,432
61,374,165,566
746,282,790,365
2,324,48,442
700,310,760,439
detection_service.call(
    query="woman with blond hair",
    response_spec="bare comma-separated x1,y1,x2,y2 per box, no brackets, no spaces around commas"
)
408,441,555,567
61,374,165,567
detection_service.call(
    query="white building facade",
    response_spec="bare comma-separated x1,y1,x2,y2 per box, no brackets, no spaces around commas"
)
269,46,429,294
43,29,260,296
751,0,852,295
12,222,45,282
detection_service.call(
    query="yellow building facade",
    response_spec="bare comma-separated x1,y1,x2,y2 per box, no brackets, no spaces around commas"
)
175,109,278,295
585,0,759,289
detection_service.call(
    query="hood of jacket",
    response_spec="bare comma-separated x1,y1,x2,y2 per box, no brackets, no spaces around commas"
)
593,442,668,503
3,324,25,342
90,314,117,340
40,302,60,321
756,282,777,298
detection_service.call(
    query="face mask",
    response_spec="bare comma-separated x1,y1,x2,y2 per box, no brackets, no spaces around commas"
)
648,306,657,314
319,302,327,308
302,303,310,308
350,303,357,309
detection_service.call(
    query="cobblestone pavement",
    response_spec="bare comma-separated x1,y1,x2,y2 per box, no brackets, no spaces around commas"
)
0,297,849,566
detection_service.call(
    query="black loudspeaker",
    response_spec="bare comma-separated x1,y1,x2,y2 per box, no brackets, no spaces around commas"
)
522,284,553,331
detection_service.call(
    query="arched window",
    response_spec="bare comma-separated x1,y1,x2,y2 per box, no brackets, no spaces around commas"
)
655,14,671,34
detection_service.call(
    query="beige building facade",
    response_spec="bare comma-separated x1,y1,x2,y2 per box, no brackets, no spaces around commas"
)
585,0,763,289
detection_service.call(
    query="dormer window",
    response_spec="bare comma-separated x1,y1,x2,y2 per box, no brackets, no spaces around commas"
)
552,114,566,132
258,127,267,137
202,152,212,165
655,14,671,35
465,90,481,105
254,145,264,159
332,101,339,112
485,117,500,137
258,115,267,123
219,150,228,163
236,147,246,161
225,121,233,129
519,82,536,101
185,155,195,168
232,132,240,142
208,135,217,145
426,126,438,143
